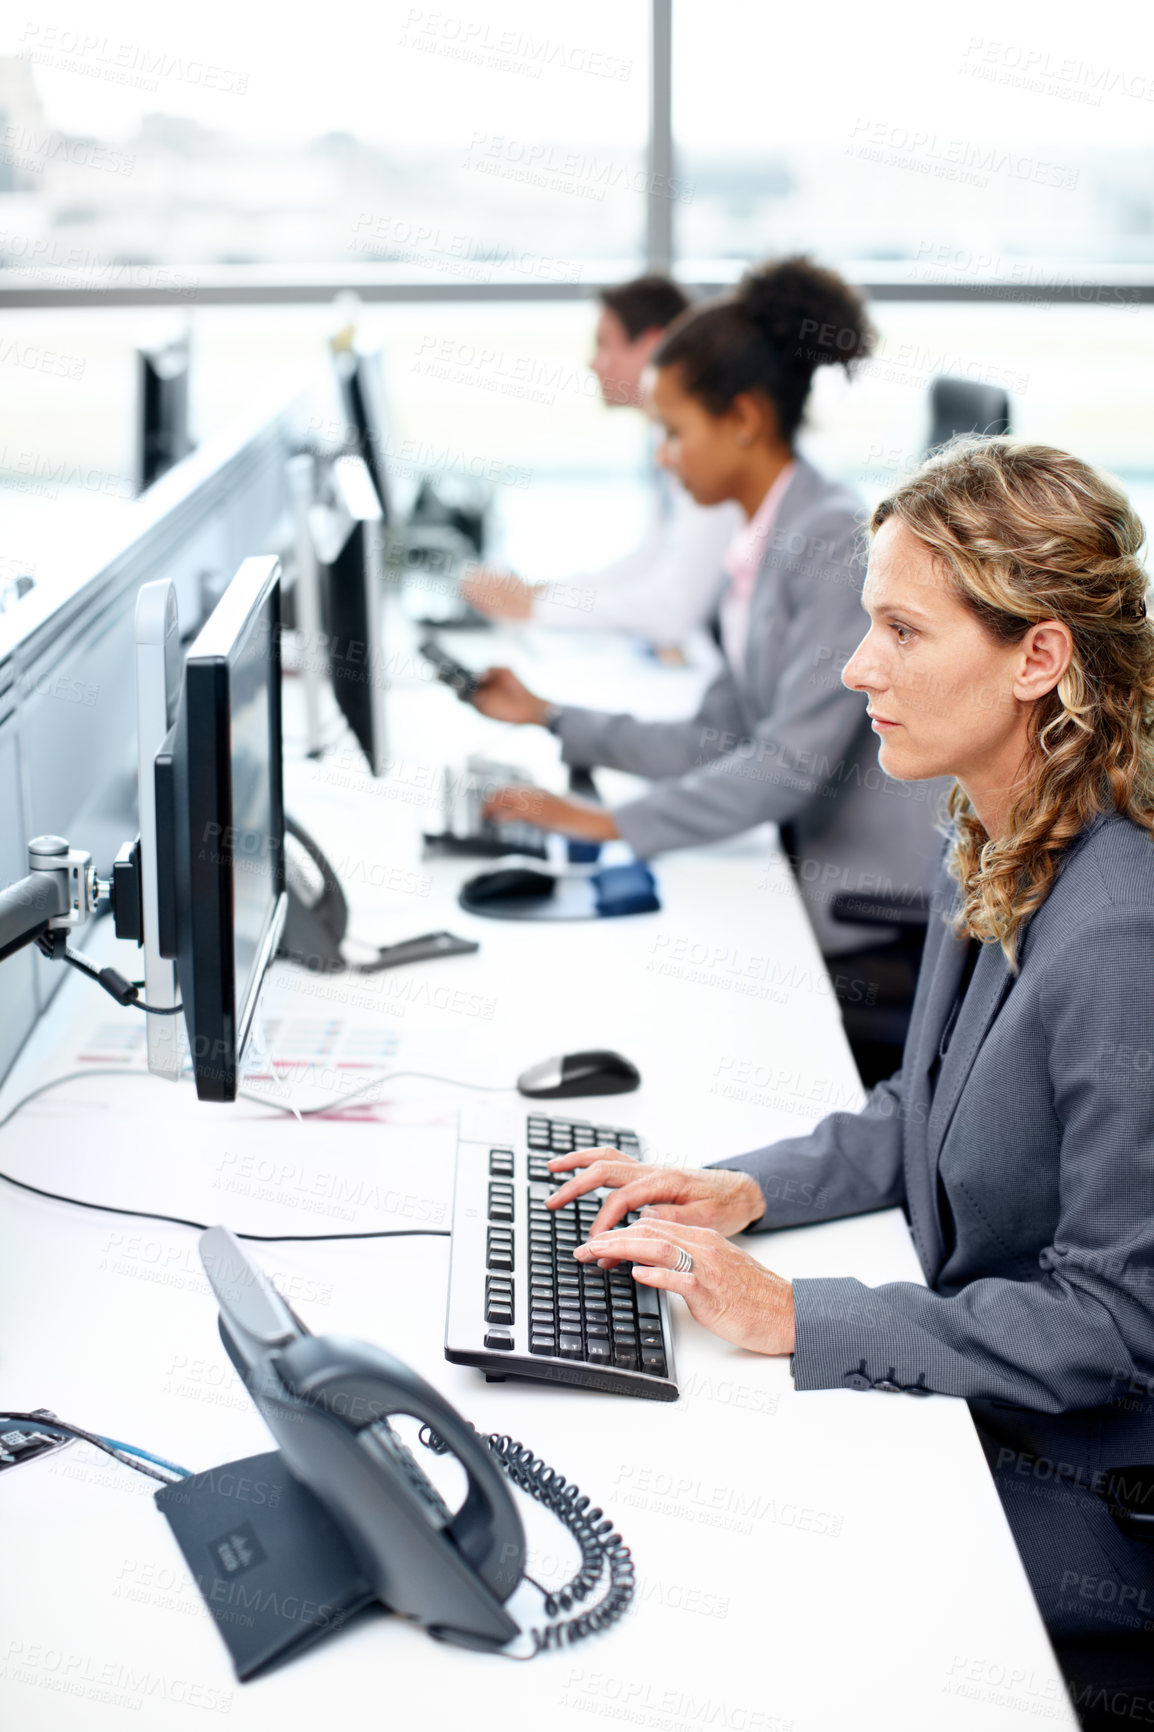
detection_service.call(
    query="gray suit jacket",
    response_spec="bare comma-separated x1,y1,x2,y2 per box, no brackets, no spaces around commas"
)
715,812,1154,1406
552,456,946,955
713,813,1154,1645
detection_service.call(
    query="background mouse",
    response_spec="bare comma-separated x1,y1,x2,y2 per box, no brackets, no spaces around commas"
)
462,866,556,904
517,1050,641,1099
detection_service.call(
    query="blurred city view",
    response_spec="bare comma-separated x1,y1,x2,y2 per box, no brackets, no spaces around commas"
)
2,49,1154,273
3,0,1154,568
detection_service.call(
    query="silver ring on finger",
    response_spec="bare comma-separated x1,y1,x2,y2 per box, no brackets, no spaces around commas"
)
673,1247,694,1274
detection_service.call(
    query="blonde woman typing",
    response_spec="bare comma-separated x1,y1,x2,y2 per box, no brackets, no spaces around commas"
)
548,440,1154,1726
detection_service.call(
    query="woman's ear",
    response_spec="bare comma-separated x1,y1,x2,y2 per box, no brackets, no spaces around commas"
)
729,391,774,450
1012,620,1074,703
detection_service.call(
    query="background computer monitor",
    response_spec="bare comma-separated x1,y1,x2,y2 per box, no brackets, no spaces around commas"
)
327,332,489,639
136,331,194,493
310,454,389,778
154,555,287,1102
331,335,391,522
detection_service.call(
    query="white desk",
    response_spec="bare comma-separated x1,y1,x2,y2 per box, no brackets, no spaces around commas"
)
0,605,1075,1730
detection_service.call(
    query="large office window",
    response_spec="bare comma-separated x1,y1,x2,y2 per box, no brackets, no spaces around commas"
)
670,1,1154,507
673,1,1154,270
1,1,648,273
4,2,1154,539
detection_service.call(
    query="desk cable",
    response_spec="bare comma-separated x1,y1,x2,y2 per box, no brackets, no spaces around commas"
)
36,932,184,1016
0,1061,507,1492
0,1065,514,1241
0,1411,190,1484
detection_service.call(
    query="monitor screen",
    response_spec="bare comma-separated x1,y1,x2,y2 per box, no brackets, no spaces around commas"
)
228,603,279,1007
136,333,193,493
135,578,184,1082
331,339,391,522
315,455,388,778
155,556,287,1101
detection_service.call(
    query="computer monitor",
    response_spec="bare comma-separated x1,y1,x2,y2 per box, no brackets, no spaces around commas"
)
285,452,326,760
134,578,184,1082
136,332,193,492
310,454,388,778
330,336,391,522
154,556,287,1102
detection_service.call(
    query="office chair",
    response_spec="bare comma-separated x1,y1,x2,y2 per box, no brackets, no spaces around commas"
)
925,376,1011,455
830,890,930,934
830,889,931,1061
774,808,931,1083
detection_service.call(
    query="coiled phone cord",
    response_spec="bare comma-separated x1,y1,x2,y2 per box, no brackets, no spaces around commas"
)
421,1425,635,1653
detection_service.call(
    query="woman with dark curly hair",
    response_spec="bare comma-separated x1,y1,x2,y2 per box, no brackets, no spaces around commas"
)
472,258,946,1079
548,438,1154,1726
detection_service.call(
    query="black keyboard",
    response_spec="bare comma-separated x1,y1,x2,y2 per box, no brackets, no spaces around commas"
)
424,756,549,860
444,1114,678,1401
423,825,547,861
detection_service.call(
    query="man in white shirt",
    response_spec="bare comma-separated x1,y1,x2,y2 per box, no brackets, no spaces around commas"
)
462,275,741,648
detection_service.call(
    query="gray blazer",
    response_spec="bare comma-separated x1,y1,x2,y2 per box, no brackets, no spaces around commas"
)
552,456,946,955
714,814,1154,1641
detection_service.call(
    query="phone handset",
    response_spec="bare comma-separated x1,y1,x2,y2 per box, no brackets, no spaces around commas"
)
191,1227,635,1668
278,812,479,975
230,1328,526,1651
280,814,350,969
275,1335,524,1600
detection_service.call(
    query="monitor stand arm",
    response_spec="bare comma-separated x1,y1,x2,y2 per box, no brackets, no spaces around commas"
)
0,833,143,987
0,834,106,964
0,868,69,964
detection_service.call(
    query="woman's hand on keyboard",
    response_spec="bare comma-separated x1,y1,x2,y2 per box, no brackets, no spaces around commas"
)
574,1218,794,1356
482,786,620,841
546,1151,765,1240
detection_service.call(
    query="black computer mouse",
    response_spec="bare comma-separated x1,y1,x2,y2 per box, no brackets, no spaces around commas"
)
517,1050,641,1099
462,866,557,904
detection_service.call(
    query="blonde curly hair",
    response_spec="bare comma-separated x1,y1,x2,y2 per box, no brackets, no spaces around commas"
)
871,437,1154,964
